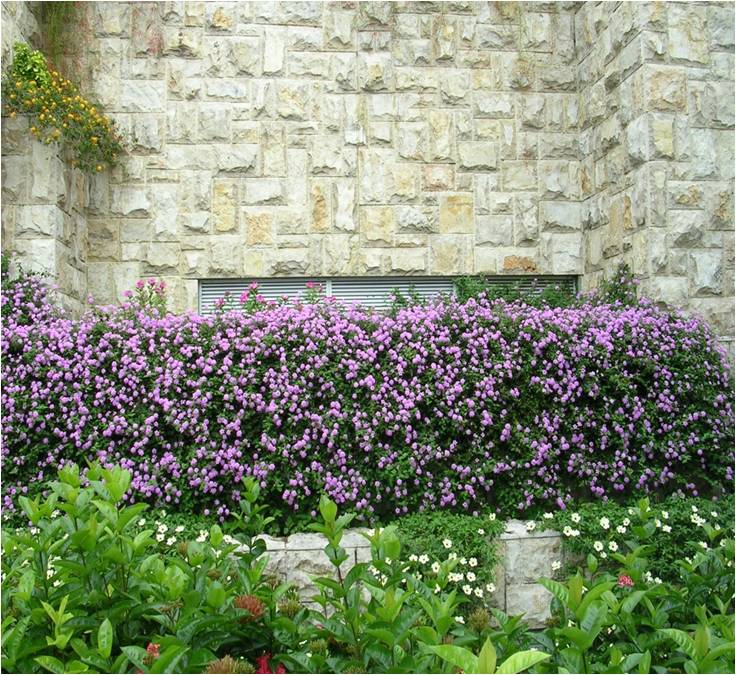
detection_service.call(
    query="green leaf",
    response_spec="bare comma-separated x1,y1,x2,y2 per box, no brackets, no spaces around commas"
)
34,655,65,673
3,615,30,663
122,646,148,671
206,581,226,609
693,624,710,660
568,574,583,611
496,650,550,674
209,524,223,549
427,644,478,674
657,629,697,660
319,495,337,524
538,578,569,606
621,590,646,614
149,645,190,674
16,569,35,602
638,650,652,674
476,638,497,674
97,618,113,659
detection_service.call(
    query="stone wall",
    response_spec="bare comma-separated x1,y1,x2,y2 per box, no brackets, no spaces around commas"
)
576,1,735,342
261,521,564,628
1,1,734,339
0,0,104,314
67,0,588,313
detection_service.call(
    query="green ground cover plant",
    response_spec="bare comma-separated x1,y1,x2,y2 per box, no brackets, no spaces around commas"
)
2,465,733,674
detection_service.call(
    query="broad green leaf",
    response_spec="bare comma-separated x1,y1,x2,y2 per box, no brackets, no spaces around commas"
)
638,650,652,674
34,655,65,673
427,644,478,674
693,624,710,660
209,524,223,548
149,645,189,673
568,574,583,611
97,618,113,659
16,568,36,602
206,581,226,609
621,590,646,614
3,615,30,663
496,650,550,674
476,638,497,674
538,578,569,606
319,495,337,523
657,629,697,660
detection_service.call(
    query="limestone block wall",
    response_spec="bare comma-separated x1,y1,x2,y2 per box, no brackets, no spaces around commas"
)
260,521,564,628
576,1,735,340
68,0,585,312
1,1,734,339
0,0,103,315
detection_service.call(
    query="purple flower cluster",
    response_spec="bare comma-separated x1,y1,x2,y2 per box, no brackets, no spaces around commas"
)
1,272,733,522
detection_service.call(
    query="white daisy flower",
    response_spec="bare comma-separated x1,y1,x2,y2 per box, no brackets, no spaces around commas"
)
156,533,165,542
661,511,669,519
442,538,452,549
623,518,630,526
409,554,418,562
608,541,618,552
166,536,176,546
419,554,429,564
175,525,185,533
593,541,604,552
526,521,536,532
662,524,672,533
455,616,465,624
462,584,472,595
474,587,483,598
431,562,440,573
477,528,485,535
468,557,477,567
466,571,476,582
571,513,581,524
551,560,561,571
138,518,146,526
616,525,627,534
599,517,610,530
488,513,496,521
485,583,496,593
543,512,554,519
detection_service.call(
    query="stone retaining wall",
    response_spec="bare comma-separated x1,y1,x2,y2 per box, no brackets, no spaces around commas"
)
260,520,563,629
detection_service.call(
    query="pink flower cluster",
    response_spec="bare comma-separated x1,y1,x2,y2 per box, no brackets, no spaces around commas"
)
1,271,733,522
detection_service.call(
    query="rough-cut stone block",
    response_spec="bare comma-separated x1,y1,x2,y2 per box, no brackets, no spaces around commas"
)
458,142,498,171
430,234,472,274
439,194,474,234
690,250,723,296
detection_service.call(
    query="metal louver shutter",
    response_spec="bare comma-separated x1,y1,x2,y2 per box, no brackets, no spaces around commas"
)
329,277,454,309
198,276,577,314
198,278,322,314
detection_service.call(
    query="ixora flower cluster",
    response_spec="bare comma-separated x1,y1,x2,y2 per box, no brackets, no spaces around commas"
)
1,265,733,524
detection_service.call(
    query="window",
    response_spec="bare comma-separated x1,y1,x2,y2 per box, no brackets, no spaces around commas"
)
198,276,577,314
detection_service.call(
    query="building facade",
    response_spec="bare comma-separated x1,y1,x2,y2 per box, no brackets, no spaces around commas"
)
1,1,734,339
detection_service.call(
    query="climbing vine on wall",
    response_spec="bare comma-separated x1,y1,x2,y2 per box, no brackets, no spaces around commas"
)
2,43,123,173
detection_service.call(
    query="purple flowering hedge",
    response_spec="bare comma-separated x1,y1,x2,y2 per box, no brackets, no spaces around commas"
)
2,268,733,527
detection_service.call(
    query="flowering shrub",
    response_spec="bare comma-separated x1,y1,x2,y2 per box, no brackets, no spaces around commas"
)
546,496,735,584
396,511,506,606
533,498,735,674
1,265,733,525
2,43,123,172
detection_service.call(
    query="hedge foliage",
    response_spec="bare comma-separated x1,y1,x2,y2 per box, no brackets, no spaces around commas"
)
1,264,733,530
